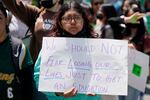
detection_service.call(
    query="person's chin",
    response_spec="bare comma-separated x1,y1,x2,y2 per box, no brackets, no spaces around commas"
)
69,31,78,35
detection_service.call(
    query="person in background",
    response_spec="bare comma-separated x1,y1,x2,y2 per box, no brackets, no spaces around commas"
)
84,0,104,25
119,1,146,100
2,0,64,63
34,1,100,100
143,0,150,54
143,0,150,85
108,0,144,39
94,4,117,38
8,0,32,39
0,2,33,100
120,0,130,15
122,1,145,51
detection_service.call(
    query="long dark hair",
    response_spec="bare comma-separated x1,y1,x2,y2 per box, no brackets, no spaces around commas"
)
52,1,96,38
124,2,145,51
0,2,9,33
101,4,117,23
124,1,145,37
121,0,142,15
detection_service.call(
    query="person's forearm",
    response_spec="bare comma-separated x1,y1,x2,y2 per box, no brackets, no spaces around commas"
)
2,0,23,17
2,0,39,27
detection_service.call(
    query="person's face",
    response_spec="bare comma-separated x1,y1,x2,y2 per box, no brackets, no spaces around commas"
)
0,10,7,36
122,0,130,13
60,10,84,35
91,0,102,14
127,4,139,16
97,7,106,22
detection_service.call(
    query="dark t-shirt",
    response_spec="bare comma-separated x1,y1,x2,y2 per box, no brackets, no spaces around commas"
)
0,36,33,100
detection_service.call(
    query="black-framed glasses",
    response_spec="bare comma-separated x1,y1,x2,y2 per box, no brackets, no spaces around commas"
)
62,15,83,23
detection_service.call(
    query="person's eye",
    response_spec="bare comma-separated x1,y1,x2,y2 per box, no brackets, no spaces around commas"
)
76,16,81,19
74,16,81,20
65,17,69,20
63,17,69,21
67,17,72,21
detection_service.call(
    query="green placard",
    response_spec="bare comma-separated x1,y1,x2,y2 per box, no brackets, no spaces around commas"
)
132,64,142,77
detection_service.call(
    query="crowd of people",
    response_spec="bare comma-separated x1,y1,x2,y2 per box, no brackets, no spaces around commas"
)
0,0,150,100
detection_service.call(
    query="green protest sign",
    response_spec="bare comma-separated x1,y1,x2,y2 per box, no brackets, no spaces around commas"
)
132,64,142,77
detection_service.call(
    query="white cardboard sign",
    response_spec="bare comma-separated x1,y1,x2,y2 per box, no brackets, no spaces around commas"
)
128,48,149,92
39,37,128,95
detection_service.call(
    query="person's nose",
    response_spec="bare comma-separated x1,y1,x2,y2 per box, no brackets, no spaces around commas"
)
70,18,76,24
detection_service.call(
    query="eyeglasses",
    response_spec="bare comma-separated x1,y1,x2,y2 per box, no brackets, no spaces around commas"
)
94,2,102,6
61,15,83,23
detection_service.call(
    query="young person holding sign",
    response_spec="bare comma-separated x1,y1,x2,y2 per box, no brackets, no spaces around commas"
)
33,1,100,100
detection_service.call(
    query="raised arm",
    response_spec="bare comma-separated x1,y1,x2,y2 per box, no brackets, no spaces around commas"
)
2,0,40,27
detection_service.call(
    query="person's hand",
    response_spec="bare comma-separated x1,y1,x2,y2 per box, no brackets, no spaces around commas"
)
55,87,77,98
124,12,144,24
128,43,136,49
